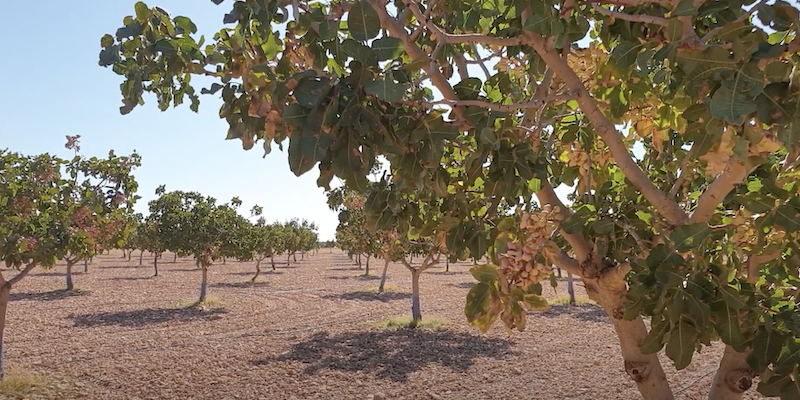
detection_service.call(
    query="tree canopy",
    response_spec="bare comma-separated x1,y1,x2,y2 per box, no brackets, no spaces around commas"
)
101,0,800,398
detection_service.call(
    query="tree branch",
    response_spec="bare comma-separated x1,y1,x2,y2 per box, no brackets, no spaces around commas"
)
535,181,593,262
527,33,688,227
591,4,669,26
687,158,748,224
668,145,695,199
6,262,38,287
470,44,492,80
406,92,575,112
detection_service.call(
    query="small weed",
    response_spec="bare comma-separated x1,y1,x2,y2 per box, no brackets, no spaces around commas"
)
550,295,594,306
0,367,46,397
377,316,448,330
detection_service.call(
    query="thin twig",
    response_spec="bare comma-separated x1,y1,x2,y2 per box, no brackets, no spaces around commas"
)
591,4,669,27
668,145,695,198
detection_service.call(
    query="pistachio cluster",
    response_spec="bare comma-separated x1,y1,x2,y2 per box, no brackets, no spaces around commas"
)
499,205,564,289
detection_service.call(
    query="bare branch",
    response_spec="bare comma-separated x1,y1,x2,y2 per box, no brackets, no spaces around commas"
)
548,249,583,277
7,262,38,287
527,32,688,226
453,53,470,80
405,92,575,112
470,44,492,80
591,4,669,26
687,158,748,224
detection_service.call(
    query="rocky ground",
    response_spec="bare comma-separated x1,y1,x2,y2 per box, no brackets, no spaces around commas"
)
0,250,773,399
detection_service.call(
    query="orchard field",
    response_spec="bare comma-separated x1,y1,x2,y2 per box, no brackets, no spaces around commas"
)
2,250,770,400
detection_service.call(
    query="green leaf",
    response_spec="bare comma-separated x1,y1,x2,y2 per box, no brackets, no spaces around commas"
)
454,78,483,100
347,0,381,41
523,13,563,36
610,86,629,118
611,41,639,70
775,204,800,232
134,2,150,23
664,19,684,42
747,326,787,372
294,78,330,109
640,318,670,354
364,79,406,102
711,301,747,352
100,34,114,48
470,264,498,282
736,192,776,213
173,16,197,34
758,373,794,397
341,39,377,66
666,320,698,370
718,285,748,310
646,244,683,271
522,293,550,311
669,223,710,251
372,37,404,61
465,282,500,332
710,84,757,125
672,0,697,16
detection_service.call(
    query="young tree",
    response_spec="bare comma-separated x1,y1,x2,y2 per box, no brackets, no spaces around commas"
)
102,1,800,398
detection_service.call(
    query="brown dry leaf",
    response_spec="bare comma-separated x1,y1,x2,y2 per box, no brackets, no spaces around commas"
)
750,134,782,155
699,127,735,176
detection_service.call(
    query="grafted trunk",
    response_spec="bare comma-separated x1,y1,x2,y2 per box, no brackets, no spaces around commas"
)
271,255,276,271
587,273,674,400
378,259,390,293
365,255,371,275
708,347,754,400
567,272,575,305
0,284,8,380
410,269,422,326
153,253,159,277
199,264,208,302
66,260,75,291
252,259,262,282
139,250,144,265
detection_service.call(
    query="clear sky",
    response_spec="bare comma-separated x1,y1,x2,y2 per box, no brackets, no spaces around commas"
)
0,1,342,240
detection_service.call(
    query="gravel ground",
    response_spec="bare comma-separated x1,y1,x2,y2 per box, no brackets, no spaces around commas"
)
0,250,774,400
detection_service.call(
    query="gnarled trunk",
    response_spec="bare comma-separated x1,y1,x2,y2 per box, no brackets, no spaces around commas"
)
586,274,674,400
708,346,754,400
410,268,422,326
252,259,262,282
293,252,297,262
66,260,75,291
378,259,390,294
287,253,291,265
199,264,208,302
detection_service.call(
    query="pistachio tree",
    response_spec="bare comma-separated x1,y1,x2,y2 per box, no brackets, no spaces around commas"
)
102,0,800,398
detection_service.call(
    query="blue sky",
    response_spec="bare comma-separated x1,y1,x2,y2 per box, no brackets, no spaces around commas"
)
0,1,341,239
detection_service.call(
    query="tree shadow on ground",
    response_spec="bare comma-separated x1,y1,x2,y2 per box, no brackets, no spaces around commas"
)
211,281,271,289
448,282,475,289
320,291,411,302
10,289,89,302
99,265,139,269
327,266,364,271
107,276,155,281
28,271,81,278
253,329,513,381
540,303,608,323
71,306,227,328
428,270,466,276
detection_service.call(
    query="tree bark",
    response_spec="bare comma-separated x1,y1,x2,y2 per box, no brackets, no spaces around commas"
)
271,255,276,271
567,272,576,305
139,250,144,265
153,253,159,277
708,346,755,400
0,284,10,379
446,257,450,272
587,274,674,400
199,264,208,302
127,250,132,261
66,260,75,291
252,259,262,282
122,250,127,259
357,254,362,269
410,268,422,326
378,259,390,294
287,253,291,265
365,255,371,275
293,252,297,262
84,258,89,273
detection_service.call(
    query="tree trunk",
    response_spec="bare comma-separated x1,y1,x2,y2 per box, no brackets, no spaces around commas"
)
587,275,674,400
293,252,297,262
174,253,177,263
0,284,9,379
222,257,226,265
410,269,422,326
139,250,144,265
557,267,562,278
567,272,576,305
127,251,132,261
252,259,261,282
365,255,370,275
301,252,305,260
66,260,74,291
708,344,755,399
378,259,390,294
446,258,450,272
152,253,159,276
287,253,291,265
122,250,127,259
199,265,208,303
357,254,362,269
84,258,89,273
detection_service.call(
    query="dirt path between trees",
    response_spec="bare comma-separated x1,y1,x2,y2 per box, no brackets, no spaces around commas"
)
1,251,773,399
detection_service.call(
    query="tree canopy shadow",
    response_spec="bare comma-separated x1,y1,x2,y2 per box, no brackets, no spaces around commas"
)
448,282,475,289
10,289,89,302
327,266,364,271
252,329,513,381
428,270,466,276
211,281,271,289
71,306,227,328
321,291,411,302
99,265,139,269
540,303,608,323
107,276,155,281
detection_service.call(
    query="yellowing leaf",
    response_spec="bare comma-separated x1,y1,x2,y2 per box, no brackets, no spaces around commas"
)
699,127,735,176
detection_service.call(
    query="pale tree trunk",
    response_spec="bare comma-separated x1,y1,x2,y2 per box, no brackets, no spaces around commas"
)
199,264,208,303
153,253,159,277
271,255,276,271
410,268,422,326
0,284,8,380
378,258,390,294
365,255,370,275
708,347,754,400
139,250,144,265
567,272,575,305
587,274,674,400
66,260,75,291
252,259,262,282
